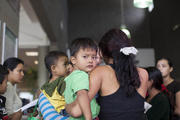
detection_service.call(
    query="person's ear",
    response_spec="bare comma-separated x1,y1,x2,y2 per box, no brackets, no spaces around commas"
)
51,65,56,72
170,67,173,72
151,80,154,84
150,80,154,88
7,68,12,73
70,56,76,65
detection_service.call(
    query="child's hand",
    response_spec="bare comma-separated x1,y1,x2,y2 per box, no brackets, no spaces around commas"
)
36,89,41,97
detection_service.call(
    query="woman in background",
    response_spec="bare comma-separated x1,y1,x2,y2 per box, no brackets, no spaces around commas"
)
3,57,24,120
146,67,170,120
157,58,180,120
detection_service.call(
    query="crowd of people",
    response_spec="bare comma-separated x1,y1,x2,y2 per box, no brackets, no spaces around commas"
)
0,28,180,120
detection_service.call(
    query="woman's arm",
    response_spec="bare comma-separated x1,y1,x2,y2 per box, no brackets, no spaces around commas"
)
65,99,82,117
174,91,180,116
137,68,149,98
88,66,102,100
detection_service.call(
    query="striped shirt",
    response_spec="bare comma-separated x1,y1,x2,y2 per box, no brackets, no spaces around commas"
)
38,93,69,120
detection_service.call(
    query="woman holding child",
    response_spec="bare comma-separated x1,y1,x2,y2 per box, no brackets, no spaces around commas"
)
157,58,180,120
66,29,148,120
39,29,148,120
86,29,148,120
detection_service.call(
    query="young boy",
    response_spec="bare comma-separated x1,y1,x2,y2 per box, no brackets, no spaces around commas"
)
64,38,100,120
39,51,70,119
0,64,9,120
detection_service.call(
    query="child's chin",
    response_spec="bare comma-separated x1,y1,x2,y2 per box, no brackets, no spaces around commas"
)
17,80,22,83
86,69,93,72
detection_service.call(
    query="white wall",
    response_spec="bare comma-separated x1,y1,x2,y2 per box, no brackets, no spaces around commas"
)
136,48,155,67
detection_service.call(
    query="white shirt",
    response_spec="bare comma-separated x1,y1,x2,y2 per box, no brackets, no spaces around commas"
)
2,82,22,114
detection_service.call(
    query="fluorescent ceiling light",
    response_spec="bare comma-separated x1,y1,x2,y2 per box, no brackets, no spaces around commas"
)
25,52,38,56
148,4,154,12
134,0,153,8
120,25,131,38
34,60,38,64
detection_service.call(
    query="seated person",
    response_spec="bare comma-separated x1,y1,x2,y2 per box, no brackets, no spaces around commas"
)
0,64,9,119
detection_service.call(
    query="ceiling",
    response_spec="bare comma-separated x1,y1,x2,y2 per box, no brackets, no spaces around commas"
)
19,0,49,48
29,0,69,52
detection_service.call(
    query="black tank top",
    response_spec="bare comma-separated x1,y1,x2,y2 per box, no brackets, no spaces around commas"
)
97,64,145,120
98,88,145,120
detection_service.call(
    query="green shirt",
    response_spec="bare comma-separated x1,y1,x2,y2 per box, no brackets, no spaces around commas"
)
64,70,100,120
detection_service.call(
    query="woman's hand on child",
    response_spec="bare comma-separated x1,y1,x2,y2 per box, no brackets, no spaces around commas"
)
65,100,82,117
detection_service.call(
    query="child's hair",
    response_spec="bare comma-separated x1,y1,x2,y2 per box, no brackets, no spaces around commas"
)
0,64,9,84
145,67,163,90
99,28,140,96
44,51,68,79
3,57,24,71
70,37,98,56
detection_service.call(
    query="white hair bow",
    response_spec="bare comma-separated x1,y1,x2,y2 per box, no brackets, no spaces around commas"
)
120,47,138,55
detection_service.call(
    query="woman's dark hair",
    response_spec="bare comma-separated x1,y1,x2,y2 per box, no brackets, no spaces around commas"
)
0,64,9,84
3,57,24,71
99,28,140,96
70,37,98,56
156,57,173,68
44,51,67,79
145,67,163,90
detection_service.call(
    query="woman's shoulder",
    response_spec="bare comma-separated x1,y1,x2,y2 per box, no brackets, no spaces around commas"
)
92,65,114,74
90,65,115,81
170,80,180,93
172,80,180,86
137,67,148,74
2,82,14,97
137,67,148,81
136,67,149,98
6,82,14,90
90,65,114,79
